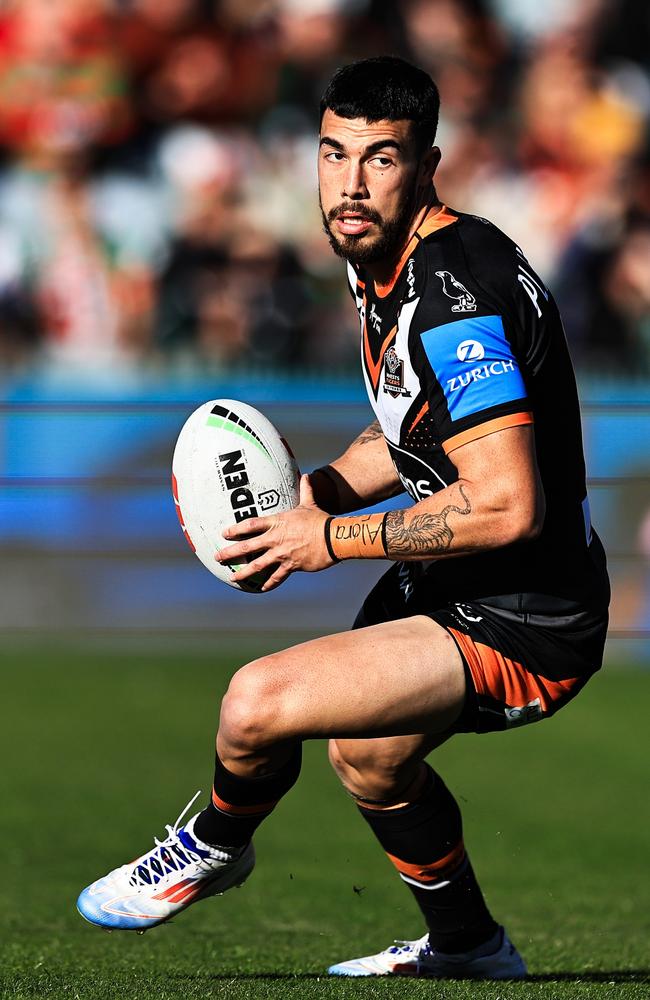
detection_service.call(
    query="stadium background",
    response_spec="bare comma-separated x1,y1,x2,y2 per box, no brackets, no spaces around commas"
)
0,3,649,997
0,0,648,661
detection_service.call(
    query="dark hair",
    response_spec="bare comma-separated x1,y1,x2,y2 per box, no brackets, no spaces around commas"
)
319,56,440,154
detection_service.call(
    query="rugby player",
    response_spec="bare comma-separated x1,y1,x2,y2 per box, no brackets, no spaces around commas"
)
78,56,610,980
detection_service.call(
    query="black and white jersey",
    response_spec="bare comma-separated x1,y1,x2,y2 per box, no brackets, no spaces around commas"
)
347,205,609,615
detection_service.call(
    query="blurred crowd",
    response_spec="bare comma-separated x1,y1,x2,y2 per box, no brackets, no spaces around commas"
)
0,0,648,376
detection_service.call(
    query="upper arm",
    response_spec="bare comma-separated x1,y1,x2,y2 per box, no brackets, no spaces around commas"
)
450,423,545,540
332,420,401,498
312,421,401,514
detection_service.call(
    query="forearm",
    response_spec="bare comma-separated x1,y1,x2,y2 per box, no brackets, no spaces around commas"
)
385,482,486,560
310,420,402,515
326,478,541,563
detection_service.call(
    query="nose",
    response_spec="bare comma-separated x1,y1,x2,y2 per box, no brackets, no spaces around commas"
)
342,160,368,200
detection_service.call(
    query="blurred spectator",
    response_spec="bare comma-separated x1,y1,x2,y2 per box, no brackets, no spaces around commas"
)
0,0,648,376
556,212,650,374
400,0,507,126
153,124,316,368
0,0,160,367
0,0,133,166
117,0,282,127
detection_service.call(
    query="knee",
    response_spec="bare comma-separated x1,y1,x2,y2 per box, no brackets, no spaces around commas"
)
328,739,421,803
218,656,287,759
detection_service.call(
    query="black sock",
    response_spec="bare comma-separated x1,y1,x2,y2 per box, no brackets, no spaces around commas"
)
357,766,498,953
192,745,302,849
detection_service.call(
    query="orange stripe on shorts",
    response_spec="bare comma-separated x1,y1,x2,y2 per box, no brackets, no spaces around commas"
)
448,628,580,713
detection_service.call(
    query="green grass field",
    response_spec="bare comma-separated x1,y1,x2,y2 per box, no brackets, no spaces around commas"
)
1,643,648,1000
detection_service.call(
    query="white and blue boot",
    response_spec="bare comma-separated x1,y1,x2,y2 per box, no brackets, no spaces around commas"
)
328,928,527,979
77,793,255,932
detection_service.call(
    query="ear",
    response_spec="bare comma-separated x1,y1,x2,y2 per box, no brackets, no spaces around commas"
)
417,146,441,188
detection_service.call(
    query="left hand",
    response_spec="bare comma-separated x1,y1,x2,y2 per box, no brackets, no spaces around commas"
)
216,474,336,591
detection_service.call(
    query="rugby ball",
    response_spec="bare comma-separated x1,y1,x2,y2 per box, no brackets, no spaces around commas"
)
172,399,300,592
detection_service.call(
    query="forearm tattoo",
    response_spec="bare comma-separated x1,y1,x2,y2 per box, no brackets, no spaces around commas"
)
355,420,383,446
385,485,472,556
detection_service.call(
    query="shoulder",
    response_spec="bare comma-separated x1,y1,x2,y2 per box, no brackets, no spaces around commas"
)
407,211,518,329
422,210,521,290
416,209,555,334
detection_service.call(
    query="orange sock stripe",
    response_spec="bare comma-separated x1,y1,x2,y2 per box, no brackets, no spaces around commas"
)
211,788,278,816
386,840,466,883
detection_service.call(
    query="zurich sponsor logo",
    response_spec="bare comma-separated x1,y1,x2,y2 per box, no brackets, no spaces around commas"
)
420,314,527,421
456,339,484,363
447,358,516,393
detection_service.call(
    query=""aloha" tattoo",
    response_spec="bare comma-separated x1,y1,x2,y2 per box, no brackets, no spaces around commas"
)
385,484,471,556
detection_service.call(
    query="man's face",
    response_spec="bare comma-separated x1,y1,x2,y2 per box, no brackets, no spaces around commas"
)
318,110,423,267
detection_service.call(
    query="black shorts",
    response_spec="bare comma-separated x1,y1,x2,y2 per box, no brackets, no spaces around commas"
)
353,562,609,734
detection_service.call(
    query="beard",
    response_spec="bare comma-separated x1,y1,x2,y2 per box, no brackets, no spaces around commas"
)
320,189,416,267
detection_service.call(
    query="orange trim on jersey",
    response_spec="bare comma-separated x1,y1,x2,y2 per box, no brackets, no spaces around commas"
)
374,234,419,299
374,204,458,299
363,304,397,392
416,204,459,240
442,412,533,455
386,840,466,884
211,789,277,816
448,628,581,713
407,401,429,435
356,278,366,289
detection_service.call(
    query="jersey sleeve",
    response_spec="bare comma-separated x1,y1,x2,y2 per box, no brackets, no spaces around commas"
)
412,281,532,454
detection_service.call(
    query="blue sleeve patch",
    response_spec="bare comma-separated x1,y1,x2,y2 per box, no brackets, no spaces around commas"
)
420,315,527,422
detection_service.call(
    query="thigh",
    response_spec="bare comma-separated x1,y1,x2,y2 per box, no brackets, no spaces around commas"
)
252,615,466,740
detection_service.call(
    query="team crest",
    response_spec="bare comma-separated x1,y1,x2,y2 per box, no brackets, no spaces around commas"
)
435,270,476,312
383,346,412,398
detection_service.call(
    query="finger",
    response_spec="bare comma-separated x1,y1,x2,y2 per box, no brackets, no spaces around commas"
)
223,517,271,540
230,552,279,582
299,473,316,508
260,564,293,592
216,538,268,565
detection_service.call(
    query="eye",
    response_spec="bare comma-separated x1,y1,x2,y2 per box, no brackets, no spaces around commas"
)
370,155,394,169
324,150,345,162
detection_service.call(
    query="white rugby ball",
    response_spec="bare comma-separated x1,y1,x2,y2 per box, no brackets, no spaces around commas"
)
172,399,300,592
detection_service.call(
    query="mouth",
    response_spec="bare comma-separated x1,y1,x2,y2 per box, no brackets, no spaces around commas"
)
335,212,374,236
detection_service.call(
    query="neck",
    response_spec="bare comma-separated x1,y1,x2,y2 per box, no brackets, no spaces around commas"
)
365,189,442,286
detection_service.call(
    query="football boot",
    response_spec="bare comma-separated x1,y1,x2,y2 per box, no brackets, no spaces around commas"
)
327,927,526,979
77,792,254,931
